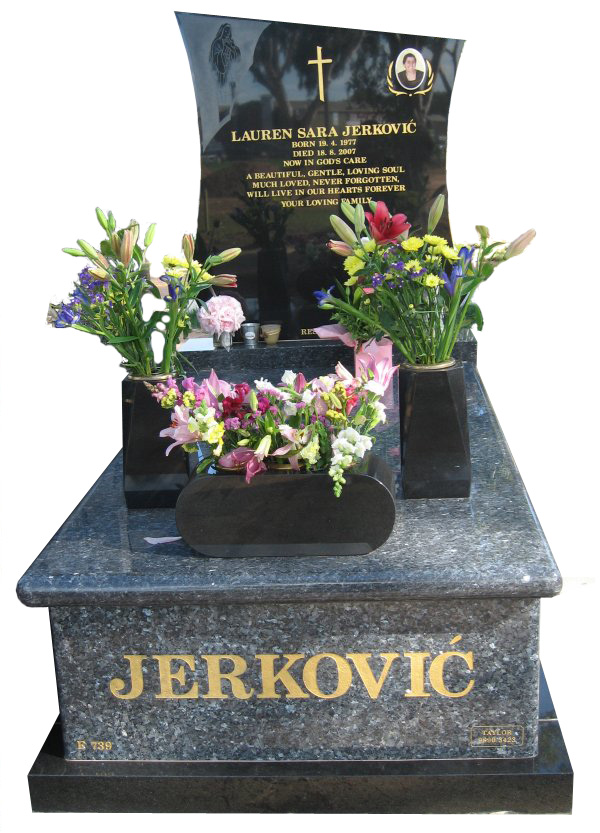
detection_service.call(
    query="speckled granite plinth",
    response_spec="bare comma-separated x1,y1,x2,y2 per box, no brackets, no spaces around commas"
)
49,597,539,761
18,341,564,772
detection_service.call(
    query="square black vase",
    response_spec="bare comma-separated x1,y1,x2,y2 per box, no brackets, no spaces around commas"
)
399,360,471,499
122,377,191,509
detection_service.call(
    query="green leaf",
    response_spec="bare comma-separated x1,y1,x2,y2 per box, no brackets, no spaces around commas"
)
480,263,494,279
100,240,113,258
105,334,140,344
196,457,214,474
463,303,484,331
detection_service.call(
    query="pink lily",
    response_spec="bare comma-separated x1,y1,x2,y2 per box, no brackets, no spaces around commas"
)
217,447,267,484
159,406,198,455
365,201,411,244
294,372,307,393
358,352,399,394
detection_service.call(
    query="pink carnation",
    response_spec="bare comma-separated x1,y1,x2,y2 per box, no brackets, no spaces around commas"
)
199,295,245,336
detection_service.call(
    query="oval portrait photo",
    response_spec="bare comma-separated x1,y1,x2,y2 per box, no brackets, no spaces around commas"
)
395,48,426,90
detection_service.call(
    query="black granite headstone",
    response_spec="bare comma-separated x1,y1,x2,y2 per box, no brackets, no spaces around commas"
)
177,12,463,339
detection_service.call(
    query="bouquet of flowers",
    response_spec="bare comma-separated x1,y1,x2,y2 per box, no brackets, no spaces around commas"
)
149,358,397,496
47,207,241,377
198,294,245,350
316,197,535,366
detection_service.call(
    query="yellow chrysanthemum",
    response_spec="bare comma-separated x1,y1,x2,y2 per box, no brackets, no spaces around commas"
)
422,274,444,288
405,259,422,272
441,245,459,261
162,255,188,270
344,255,366,276
423,234,448,247
401,236,424,252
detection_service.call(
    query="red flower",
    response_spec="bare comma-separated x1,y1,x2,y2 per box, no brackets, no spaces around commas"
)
364,201,411,244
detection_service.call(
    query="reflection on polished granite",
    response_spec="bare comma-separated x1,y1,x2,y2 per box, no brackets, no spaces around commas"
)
18,342,561,607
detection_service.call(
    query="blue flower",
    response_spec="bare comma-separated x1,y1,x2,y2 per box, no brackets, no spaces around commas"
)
313,285,334,306
442,262,463,296
458,246,475,269
54,301,80,328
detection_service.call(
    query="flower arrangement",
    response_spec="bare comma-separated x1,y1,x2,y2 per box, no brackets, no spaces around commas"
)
317,197,535,366
149,358,397,496
198,294,245,344
47,208,241,377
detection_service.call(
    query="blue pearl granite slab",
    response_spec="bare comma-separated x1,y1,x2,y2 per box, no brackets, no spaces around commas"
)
50,597,539,762
17,344,561,608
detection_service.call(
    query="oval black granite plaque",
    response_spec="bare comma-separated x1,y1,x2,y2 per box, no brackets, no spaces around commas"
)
175,453,396,557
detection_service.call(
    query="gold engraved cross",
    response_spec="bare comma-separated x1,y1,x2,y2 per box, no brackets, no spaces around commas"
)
308,46,332,102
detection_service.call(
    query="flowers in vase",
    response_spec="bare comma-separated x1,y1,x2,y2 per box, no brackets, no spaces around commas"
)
47,207,242,377
149,361,397,496
317,197,535,366
198,295,245,338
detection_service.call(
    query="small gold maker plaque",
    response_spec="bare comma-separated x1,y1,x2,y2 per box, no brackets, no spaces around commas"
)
469,725,524,748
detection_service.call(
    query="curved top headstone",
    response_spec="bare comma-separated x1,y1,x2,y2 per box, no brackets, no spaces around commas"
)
177,12,464,340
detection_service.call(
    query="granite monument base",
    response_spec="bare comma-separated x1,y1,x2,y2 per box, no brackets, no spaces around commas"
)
27,669,572,814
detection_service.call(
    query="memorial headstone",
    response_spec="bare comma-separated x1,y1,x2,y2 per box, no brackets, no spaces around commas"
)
176,12,463,338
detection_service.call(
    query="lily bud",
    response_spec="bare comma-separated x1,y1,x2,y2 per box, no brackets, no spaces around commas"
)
62,247,86,257
249,390,258,412
95,207,109,231
211,274,238,287
89,266,110,280
330,214,357,246
327,240,353,256
475,225,490,240
110,233,121,256
107,211,116,232
354,204,365,236
340,201,356,223
144,223,156,248
96,253,110,269
120,229,133,266
369,200,377,213
77,238,101,262
128,222,140,249
505,229,536,258
427,194,445,233
216,247,242,263
182,233,195,264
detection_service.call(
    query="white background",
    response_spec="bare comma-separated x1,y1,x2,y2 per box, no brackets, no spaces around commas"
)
0,0,597,828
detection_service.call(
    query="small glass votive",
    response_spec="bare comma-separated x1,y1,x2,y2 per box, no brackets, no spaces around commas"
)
241,322,260,347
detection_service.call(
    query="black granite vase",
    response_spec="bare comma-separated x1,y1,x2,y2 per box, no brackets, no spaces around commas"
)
399,360,471,499
175,453,396,557
122,376,191,509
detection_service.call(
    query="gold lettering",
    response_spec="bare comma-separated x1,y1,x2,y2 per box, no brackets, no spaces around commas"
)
302,653,352,699
429,651,475,698
403,652,431,697
109,654,147,700
153,654,199,699
256,654,309,699
202,654,254,700
346,653,400,699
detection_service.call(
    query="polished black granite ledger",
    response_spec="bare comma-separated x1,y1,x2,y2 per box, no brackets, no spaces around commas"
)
27,670,572,813
177,12,464,338
17,344,561,607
